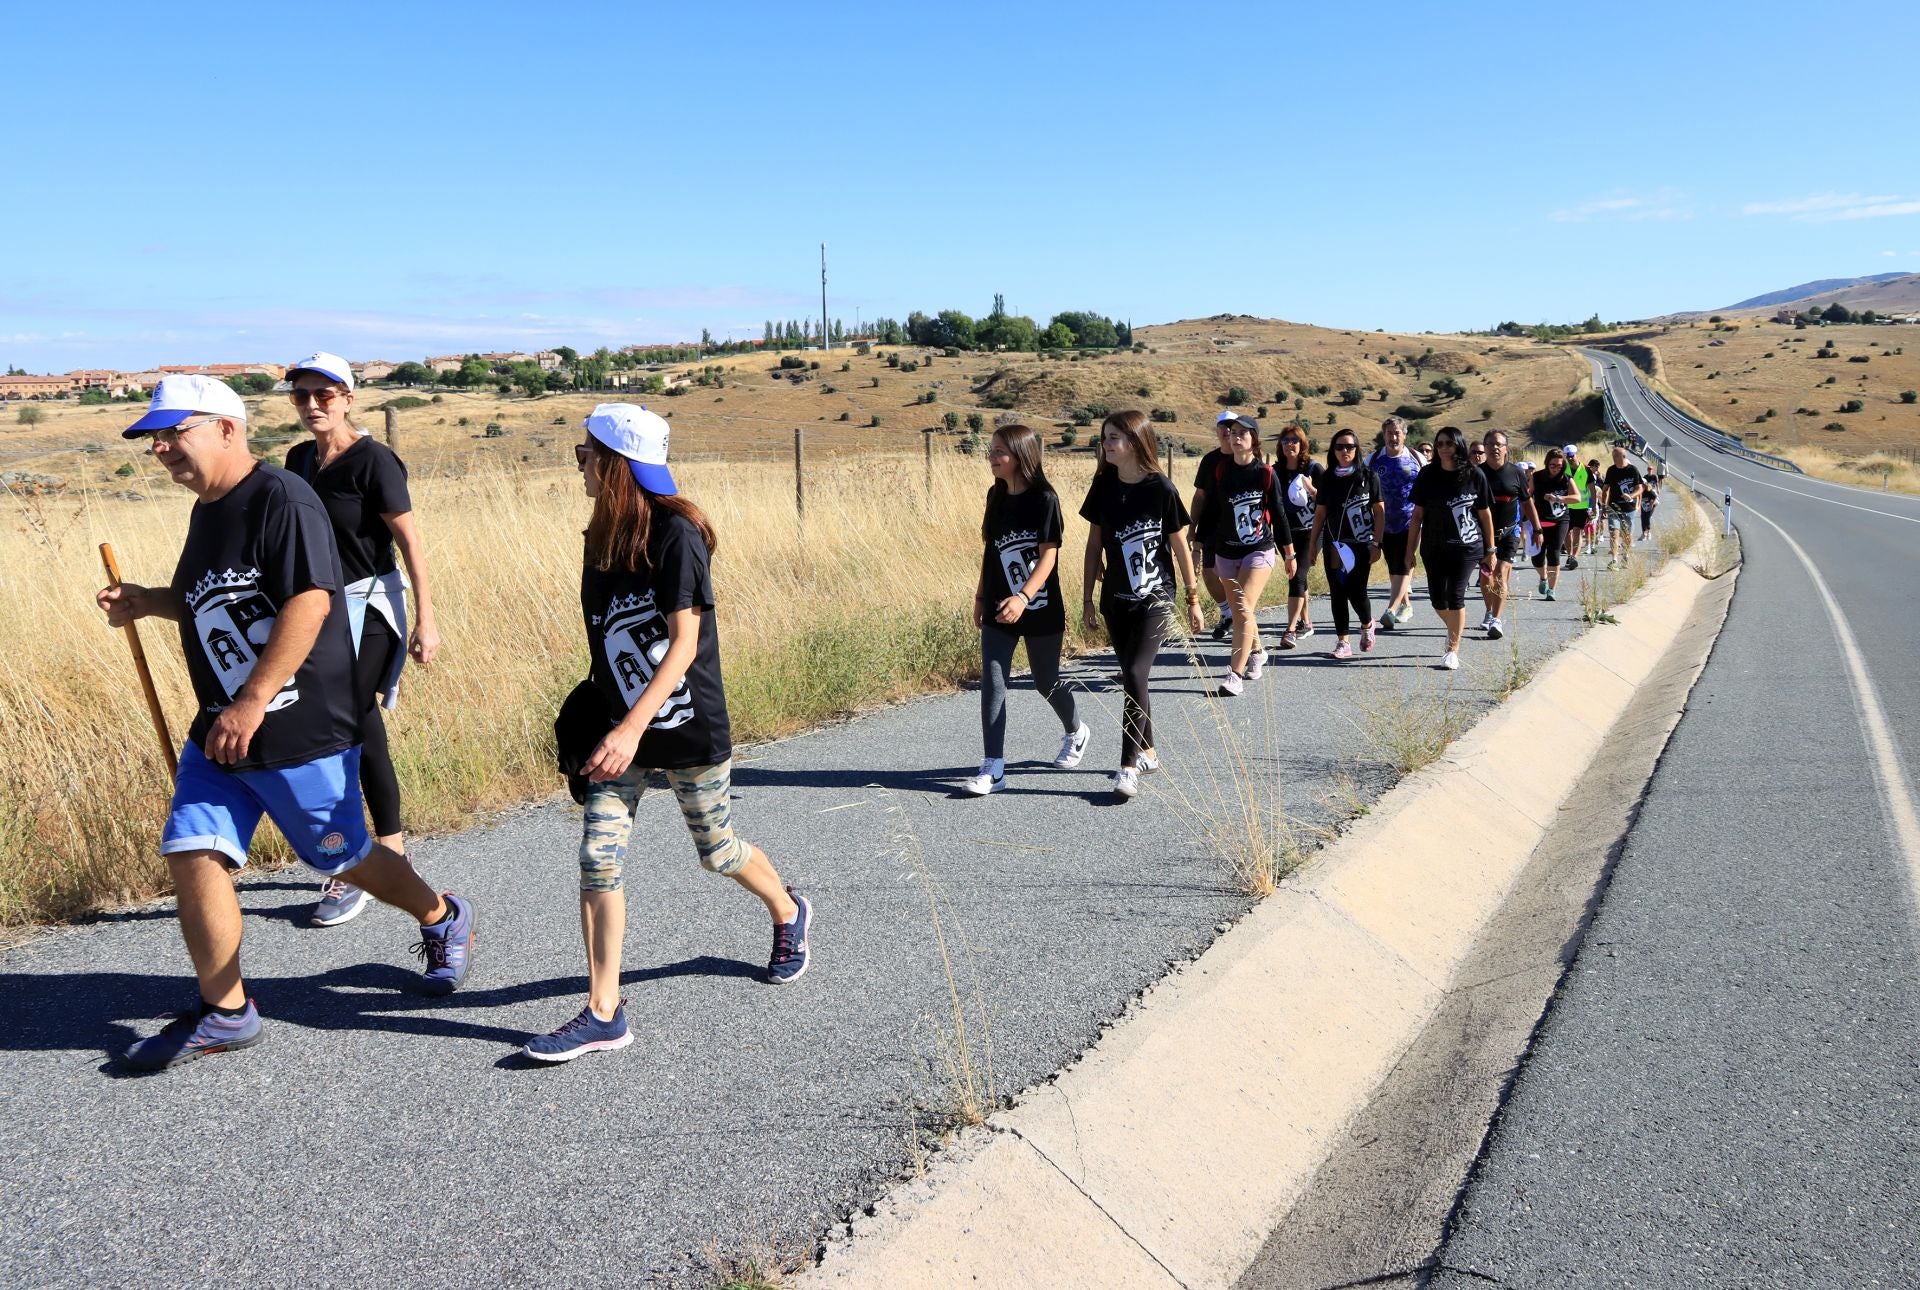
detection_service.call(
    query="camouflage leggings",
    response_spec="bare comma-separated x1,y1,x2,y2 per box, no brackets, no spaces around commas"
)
578,759,748,892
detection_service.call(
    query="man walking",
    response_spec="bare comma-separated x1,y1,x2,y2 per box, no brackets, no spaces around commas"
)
1478,429,1536,641
98,376,476,1072
1368,416,1422,629
1601,443,1645,569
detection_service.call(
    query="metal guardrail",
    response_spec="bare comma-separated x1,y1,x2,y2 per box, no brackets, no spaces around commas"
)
1588,351,1803,474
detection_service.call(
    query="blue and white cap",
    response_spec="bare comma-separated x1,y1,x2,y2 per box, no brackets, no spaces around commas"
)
1330,541,1356,577
123,374,249,438
584,403,676,495
286,351,354,390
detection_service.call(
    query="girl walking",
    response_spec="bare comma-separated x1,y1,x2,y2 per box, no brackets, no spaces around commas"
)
1304,429,1385,659
1274,426,1321,647
1080,411,1204,799
965,425,1088,795
530,404,812,1062
282,353,441,928
1405,426,1494,671
1529,448,1581,600
1191,412,1295,694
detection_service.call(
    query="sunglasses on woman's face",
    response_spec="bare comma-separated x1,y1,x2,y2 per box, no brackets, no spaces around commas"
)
290,387,347,407
573,443,591,465
1333,442,1358,452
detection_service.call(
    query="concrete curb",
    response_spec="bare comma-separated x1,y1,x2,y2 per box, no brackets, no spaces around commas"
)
799,547,1720,1290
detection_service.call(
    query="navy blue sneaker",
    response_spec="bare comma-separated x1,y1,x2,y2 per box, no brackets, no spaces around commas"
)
124,999,264,1072
767,888,812,985
412,893,474,995
524,1000,634,1063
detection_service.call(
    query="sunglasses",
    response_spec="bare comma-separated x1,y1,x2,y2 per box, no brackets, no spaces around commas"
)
1332,442,1358,452
290,387,348,407
147,416,222,445
574,443,592,465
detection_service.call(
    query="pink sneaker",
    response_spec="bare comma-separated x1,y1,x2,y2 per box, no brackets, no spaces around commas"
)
1361,623,1377,652
1333,640,1354,660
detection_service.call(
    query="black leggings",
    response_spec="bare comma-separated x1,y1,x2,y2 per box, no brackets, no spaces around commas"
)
1531,522,1564,570
355,613,404,838
1422,542,1476,611
1324,546,1375,637
1104,600,1173,769
980,627,1078,760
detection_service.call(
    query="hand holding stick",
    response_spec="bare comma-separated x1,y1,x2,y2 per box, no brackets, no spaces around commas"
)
99,543,178,779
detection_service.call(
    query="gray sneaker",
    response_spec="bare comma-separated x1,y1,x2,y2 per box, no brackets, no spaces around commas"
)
312,878,369,928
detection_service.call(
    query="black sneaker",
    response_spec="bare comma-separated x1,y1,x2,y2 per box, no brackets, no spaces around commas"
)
1211,614,1232,641
767,889,812,985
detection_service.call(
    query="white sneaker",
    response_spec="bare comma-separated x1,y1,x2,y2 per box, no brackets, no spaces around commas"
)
1479,610,1493,630
1441,650,1460,671
1245,648,1267,680
1054,723,1090,769
962,759,1005,796
1137,751,1160,774
1485,618,1504,641
1219,670,1245,697
1112,767,1140,798
312,878,370,927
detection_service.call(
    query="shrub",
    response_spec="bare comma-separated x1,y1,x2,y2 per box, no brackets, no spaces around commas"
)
15,404,44,425
1255,405,1267,418
1136,386,1152,398
1060,427,1079,447
1325,412,1337,424
1223,385,1251,405
1825,422,1846,432
1841,399,1864,413
808,361,821,371
1900,390,1917,404
871,376,881,388
1391,404,1432,421
900,360,920,373
942,347,961,358
1071,411,1093,427
1181,440,1200,457
919,391,936,405
943,411,960,432
840,361,851,372
1082,401,1112,420
1848,355,1870,363
1338,387,1364,405
483,423,506,437
1150,408,1178,423
431,395,443,403
956,433,981,454
115,461,136,477
382,395,429,411
456,416,470,427
837,411,850,421
79,389,112,405
779,355,806,370
820,384,836,394
965,412,985,433
869,414,881,426
887,352,901,368
1480,407,1494,420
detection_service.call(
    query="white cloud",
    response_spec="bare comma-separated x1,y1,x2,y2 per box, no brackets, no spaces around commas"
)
1551,189,1691,222
1885,250,1901,257
1743,193,1920,222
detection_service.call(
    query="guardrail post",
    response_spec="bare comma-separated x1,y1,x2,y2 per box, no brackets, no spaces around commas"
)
1723,486,1734,537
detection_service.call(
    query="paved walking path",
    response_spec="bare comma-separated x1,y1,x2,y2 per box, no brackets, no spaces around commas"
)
3,574,1598,1287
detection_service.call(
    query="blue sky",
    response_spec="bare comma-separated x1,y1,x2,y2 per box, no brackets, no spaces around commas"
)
3,0,1916,372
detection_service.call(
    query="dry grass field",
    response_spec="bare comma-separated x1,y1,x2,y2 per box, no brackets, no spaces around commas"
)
1581,318,1920,490
0,316,1595,928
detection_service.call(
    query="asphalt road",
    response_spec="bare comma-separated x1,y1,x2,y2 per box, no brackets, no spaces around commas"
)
1431,356,1920,1286
1,548,1599,1287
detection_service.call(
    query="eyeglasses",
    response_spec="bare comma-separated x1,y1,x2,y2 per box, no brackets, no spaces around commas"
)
290,387,348,407
1332,442,1358,453
574,443,592,465
147,417,222,446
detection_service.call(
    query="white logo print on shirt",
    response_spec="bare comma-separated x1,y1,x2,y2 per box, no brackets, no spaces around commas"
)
1229,490,1268,545
186,567,298,713
602,590,695,728
1115,518,1164,598
1448,494,1483,546
994,528,1049,611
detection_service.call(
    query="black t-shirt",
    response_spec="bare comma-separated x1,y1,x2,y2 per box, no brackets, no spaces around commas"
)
1641,475,1661,512
1204,456,1290,558
1410,463,1494,550
171,464,360,771
1190,449,1228,548
1315,466,1382,546
1604,463,1644,513
581,513,732,771
285,436,413,584
1482,462,1529,533
1278,460,1323,538
1532,469,1577,525
1079,473,1190,610
980,486,1067,638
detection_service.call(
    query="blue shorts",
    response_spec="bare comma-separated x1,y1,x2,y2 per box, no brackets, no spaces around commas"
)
162,743,373,876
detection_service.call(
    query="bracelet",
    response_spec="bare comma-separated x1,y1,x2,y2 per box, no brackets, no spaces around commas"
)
1015,590,1031,604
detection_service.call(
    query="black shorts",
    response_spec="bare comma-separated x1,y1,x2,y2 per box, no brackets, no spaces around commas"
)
1494,527,1520,564
1422,542,1477,610
1567,507,1591,533
1198,545,1214,572
1383,532,1415,576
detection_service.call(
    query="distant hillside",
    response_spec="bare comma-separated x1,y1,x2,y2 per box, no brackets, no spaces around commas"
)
1725,273,1906,310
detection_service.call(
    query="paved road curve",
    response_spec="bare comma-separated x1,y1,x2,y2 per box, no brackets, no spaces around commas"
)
2,546,1595,1287
1432,356,1920,1286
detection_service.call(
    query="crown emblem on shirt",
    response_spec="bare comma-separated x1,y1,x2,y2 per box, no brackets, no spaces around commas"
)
186,566,261,608
605,590,657,619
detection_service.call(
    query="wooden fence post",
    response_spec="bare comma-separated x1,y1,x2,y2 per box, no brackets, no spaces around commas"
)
923,428,935,495
383,405,399,451
794,427,805,518
1164,439,1174,476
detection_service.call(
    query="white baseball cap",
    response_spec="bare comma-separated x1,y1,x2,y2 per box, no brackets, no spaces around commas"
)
1562,443,1579,457
124,374,249,438
287,351,354,391
583,403,676,495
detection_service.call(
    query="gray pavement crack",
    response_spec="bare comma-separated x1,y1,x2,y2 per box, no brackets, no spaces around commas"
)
1009,1123,1192,1289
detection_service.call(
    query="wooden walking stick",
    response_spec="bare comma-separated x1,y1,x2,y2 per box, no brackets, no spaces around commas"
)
100,542,178,780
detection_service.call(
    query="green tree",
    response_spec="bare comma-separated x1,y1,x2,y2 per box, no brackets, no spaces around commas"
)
552,346,579,366
1899,390,1917,404
1040,322,1075,349
965,411,986,433
388,361,432,386
508,361,548,397
1822,302,1854,324
975,312,1038,351
16,403,45,425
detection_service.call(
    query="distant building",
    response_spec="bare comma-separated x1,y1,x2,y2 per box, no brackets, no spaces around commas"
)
1773,307,1797,324
426,355,464,374
356,360,397,382
534,351,563,372
0,374,73,399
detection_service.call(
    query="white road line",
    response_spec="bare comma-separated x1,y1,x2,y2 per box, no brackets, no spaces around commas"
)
1736,496,1920,919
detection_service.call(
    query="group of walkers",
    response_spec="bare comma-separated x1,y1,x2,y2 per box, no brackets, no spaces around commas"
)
98,367,1655,1075
964,411,1661,796
100,361,808,1073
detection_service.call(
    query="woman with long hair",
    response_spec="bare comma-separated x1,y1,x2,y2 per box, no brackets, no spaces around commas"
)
1304,429,1385,659
1080,411,1204,799
1405,426,1494,671
1190,413,1243,641
530,404,811,1061
1529,447,1580,600
1193,412,1294,694
1274,426,1321,647
965,424,1088,795
282,352,441,929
